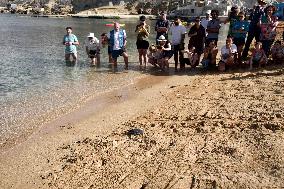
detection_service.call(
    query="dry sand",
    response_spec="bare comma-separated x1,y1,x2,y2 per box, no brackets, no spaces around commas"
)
0,65,284,189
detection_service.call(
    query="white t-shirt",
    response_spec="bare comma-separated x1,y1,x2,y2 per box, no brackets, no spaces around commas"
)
221,44,237,61
85,37,100,50
169,24,187,45
201,18,211,36
201,18,211,29
107,30,127,50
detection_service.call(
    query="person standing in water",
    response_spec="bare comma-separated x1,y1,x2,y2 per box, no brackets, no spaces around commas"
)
155,11,170,44
63,27,79,65
135,15,150,68
85,33,100,66
107,22,129,69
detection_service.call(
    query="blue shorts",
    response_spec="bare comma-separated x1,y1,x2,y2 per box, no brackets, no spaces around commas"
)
111,49,125,59
108,46,112,54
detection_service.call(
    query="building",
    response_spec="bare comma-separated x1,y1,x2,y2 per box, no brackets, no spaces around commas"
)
172,0,231,16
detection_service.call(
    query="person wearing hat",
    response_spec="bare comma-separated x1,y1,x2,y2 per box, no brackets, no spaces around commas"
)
156,35,172,70
62,26,79,65
85,32,100,66
135,15,150,68
155,11,170,44
242,0,267,59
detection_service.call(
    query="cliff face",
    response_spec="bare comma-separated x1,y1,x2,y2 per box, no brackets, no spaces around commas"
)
72,0,131,13
0,0,270,13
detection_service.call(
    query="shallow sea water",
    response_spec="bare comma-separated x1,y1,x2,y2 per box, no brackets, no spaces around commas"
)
0,14,159,146
0,14,228,147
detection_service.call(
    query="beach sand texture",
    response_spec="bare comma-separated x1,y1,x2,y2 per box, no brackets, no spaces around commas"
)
0,23,283,189
1,66,284,189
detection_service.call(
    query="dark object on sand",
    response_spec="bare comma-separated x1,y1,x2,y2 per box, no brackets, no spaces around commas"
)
126,128,144,136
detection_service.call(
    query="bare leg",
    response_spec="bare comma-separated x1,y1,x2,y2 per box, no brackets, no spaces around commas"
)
138,49,143,66
164,57,169,69
249,60,253,70
71,53,77,64
96,54,100,65
65,53,71,62
237,45,244,64
122,52,129,69
90,57,97,66
112,58,118,67
142,49,147,67
108,53,113,64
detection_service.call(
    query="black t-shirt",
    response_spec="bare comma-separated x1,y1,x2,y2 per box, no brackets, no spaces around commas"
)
188,25,206,44
155,19,170,38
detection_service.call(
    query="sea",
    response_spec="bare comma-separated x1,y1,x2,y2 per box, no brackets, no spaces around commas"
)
0,14,228,148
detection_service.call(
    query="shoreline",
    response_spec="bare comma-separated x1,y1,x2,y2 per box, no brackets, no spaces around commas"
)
0,71,160,152
1,65,284,188
0,71,178,188
1,12,157,19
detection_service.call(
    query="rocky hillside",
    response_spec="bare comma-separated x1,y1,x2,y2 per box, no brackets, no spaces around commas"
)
0,0,270,14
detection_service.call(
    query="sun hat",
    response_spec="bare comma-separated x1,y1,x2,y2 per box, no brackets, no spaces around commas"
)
87,33,95,38
158,35,167,42
205,10,211,15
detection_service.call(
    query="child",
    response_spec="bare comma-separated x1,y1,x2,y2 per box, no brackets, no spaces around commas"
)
85,33,100,66
271,40,284,64
201,40,218,69
181,46,199,68
219,36,238,71
249,42,268,69
231,11,249,64
63,27,79,65
100,33,112,63
147,44,159,67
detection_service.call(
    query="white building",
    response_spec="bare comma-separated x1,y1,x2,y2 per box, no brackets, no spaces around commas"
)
173,0,231,16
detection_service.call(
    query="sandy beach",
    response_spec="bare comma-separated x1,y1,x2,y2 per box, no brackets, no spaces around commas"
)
0,20,283,189
0,64,284,188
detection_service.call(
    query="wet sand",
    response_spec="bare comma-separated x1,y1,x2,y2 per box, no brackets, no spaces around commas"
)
0,64,284,189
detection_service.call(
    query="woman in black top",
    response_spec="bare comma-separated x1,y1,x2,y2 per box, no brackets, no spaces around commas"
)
135,15,150,67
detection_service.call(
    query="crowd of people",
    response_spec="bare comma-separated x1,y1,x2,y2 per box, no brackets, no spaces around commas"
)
62,0,283,71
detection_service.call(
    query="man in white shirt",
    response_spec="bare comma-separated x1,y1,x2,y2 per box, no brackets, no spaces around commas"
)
169,17,187,71
85,33,100,66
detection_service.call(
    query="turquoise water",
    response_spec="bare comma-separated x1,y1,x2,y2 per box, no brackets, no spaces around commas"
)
0,14,157,146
